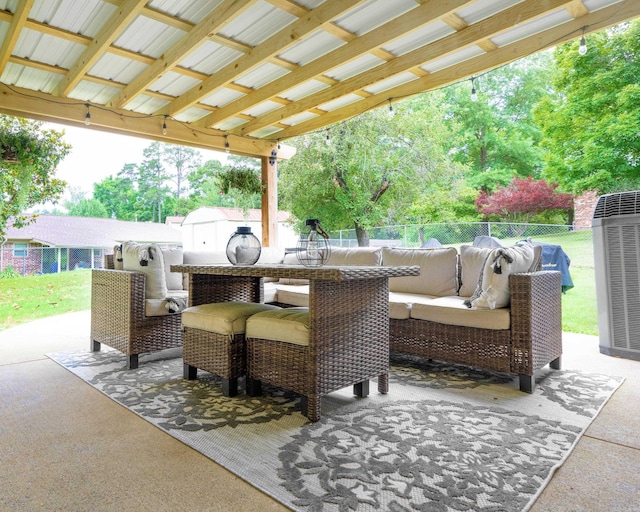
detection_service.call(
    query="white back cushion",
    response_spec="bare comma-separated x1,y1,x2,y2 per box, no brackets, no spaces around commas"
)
257,246,285,264
326,247,383,266
382,247,458,296
160,246,184,291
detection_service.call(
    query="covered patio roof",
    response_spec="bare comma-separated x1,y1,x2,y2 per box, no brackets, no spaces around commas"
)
1,0,638,158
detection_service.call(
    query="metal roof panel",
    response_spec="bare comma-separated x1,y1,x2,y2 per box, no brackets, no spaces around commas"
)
114,15,184,58
421,45,485,73
456,0,524,25
278,30,345,66
324,54,384,81
491,9,573,47
89,53,148,84
279,80,330,102
150,71,200,96
66,80,121,105
363,72,418,95
178,40,243,75
219,0,297,46
334,0,418,36
201,88,245,108
233,62,290,90
383,21,455,56
148,0,225,24
317,93,363,112
30,0,114,37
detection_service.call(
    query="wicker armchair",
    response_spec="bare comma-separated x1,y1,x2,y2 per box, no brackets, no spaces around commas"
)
90,254,182,369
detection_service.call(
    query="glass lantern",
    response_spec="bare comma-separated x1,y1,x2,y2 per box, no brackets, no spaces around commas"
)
226,226,261,265
296,219,331,267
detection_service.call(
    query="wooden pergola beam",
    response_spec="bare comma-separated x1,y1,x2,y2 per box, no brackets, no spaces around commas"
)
195,0,470,129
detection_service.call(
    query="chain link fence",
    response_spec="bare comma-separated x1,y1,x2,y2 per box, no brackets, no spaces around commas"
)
0,246,110,277
331,222,593,269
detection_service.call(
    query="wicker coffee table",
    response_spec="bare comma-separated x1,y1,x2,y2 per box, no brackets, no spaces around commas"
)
172,263,420,420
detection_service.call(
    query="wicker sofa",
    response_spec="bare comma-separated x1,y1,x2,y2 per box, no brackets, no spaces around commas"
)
92,242,562,392
264,245,563,393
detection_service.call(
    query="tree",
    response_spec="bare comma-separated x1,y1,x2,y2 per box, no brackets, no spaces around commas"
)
278,95,458,246
159,143,202,199
443,54,553,192
0,115,70,240
475,176,573,224
93,175,138,220
535,21,640,194
68,198,109,218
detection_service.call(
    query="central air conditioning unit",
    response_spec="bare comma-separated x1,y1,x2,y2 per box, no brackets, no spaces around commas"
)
592,191,640,360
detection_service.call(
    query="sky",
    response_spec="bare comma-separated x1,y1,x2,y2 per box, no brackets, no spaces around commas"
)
45,122,227,197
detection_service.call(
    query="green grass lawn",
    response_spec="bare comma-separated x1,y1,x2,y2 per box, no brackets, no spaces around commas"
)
0,270,91,331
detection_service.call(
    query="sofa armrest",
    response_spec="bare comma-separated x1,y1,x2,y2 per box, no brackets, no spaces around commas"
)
91,269,147,339
509,271,562,375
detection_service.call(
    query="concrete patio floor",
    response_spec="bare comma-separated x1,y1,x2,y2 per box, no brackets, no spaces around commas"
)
1,310,639,511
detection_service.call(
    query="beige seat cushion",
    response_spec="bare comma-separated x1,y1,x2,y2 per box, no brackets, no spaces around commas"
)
246,308,310,346
182,302,281,335
273,284,310,307
122,242,167,299
388,292,438,320
382,247,458,297
278,252,309,285
411,296,511,330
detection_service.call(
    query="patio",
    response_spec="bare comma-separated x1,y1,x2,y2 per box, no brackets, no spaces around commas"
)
1,310,639,511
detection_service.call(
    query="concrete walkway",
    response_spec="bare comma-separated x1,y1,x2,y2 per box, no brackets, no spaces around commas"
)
1,311,639,511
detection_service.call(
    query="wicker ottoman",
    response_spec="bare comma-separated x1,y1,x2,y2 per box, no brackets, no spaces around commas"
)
246,308,374,422
181,302,280,397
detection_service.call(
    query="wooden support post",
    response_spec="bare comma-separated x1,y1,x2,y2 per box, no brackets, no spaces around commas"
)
261,153,278,248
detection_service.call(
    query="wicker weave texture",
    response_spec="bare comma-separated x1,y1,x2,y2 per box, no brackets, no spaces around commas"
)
90,269,182,358
188,274,263,307
173,264,419,282
247,277,391,421
510,271,563,374
183,328,245,380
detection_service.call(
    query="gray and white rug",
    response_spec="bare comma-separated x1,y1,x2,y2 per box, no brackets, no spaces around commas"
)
48,348,623,512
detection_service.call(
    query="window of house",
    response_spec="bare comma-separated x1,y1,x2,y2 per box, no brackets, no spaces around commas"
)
13,243,28,257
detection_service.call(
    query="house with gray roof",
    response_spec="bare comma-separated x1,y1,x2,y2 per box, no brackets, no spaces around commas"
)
2,216,181,275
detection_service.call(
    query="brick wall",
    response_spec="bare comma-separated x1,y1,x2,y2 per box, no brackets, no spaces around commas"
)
574,190,599,230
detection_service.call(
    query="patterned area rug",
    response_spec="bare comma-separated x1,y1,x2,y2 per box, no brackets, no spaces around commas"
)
48,348,623,512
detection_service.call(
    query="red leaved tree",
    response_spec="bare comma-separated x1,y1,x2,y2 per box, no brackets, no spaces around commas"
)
475,177,573,224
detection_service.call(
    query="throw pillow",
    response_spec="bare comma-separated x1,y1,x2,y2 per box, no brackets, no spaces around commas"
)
459,245,493,297
122,241,168,299
113,244,124,270
465,242,536,310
